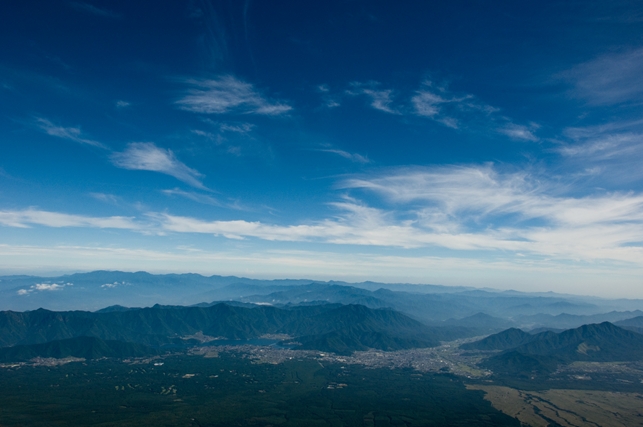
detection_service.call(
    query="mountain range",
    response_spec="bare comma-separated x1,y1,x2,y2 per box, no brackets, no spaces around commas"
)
463,322,643,376
0,302,462,358
4,271,642,323
4,270,643,363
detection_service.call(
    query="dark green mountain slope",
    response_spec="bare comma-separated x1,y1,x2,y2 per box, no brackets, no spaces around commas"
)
467,322,643,361
511,322,643,362
478,322,643,377
280,304,440,354
460,328,542,351
282,304,428,336
481,351,560,376
0,336,159,362
292,330,436,355
0,303,442,354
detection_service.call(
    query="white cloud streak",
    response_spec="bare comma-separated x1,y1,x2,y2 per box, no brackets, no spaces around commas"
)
319,149,370,164
4,167,642,266
111,142,206,189
411,83,463,128
330,79,535,141
563,48,643,105
17,282,73,295
0,209,138,229
89,193,120,205
340,166,643,261
411,80,499,129
556,120,643,183
162,188,224,207
498,123,539,142
36,118,106,148
317,84,342,108
176,76,292,115
411,81,535,139
69,2,121,18
346,82,398,114
219,122,254,133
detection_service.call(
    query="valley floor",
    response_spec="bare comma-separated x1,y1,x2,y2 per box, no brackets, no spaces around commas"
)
468,385,643,427
0,351,517,427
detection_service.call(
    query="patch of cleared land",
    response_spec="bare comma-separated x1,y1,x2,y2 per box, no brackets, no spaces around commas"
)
468,385,643,427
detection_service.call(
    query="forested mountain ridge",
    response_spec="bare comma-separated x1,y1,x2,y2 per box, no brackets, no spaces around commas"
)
0,303,457,357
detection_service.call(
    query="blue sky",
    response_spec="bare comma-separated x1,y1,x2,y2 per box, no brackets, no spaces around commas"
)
1,0,643,297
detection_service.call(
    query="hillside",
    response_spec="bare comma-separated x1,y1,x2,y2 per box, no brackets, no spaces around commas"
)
511,322,643,362
280,304,440,354
0,303,444,355
474,323,643,377
460,328,540,351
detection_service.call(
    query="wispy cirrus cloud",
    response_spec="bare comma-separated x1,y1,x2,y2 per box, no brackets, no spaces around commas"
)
346,81,398,114
410,80,537,139
154,203,419,246
0,208,138,229
343,79,537,140
556,119,643,183
497,123,540,142
336,166,643,263
317,84,341,108
111,142,207,189
162,188,225,207
162,188,247,211
69,2,121,19
192,122,255,141
318,148,370,164
559,131,642,160
151,178,643,265
191,121,258,156
341,166,643,228
89,192,121,205
4,166,642,265
219,122,255,133
411,81,470,128
35,118,106,148
176,76,292,115
191,129,222,145
562,48,643,105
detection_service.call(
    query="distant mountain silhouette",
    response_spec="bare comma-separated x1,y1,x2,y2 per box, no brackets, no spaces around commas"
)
615,315,643,328
516,310,643,330
442,313,515,333
7,270,639,326
95,305,139,313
